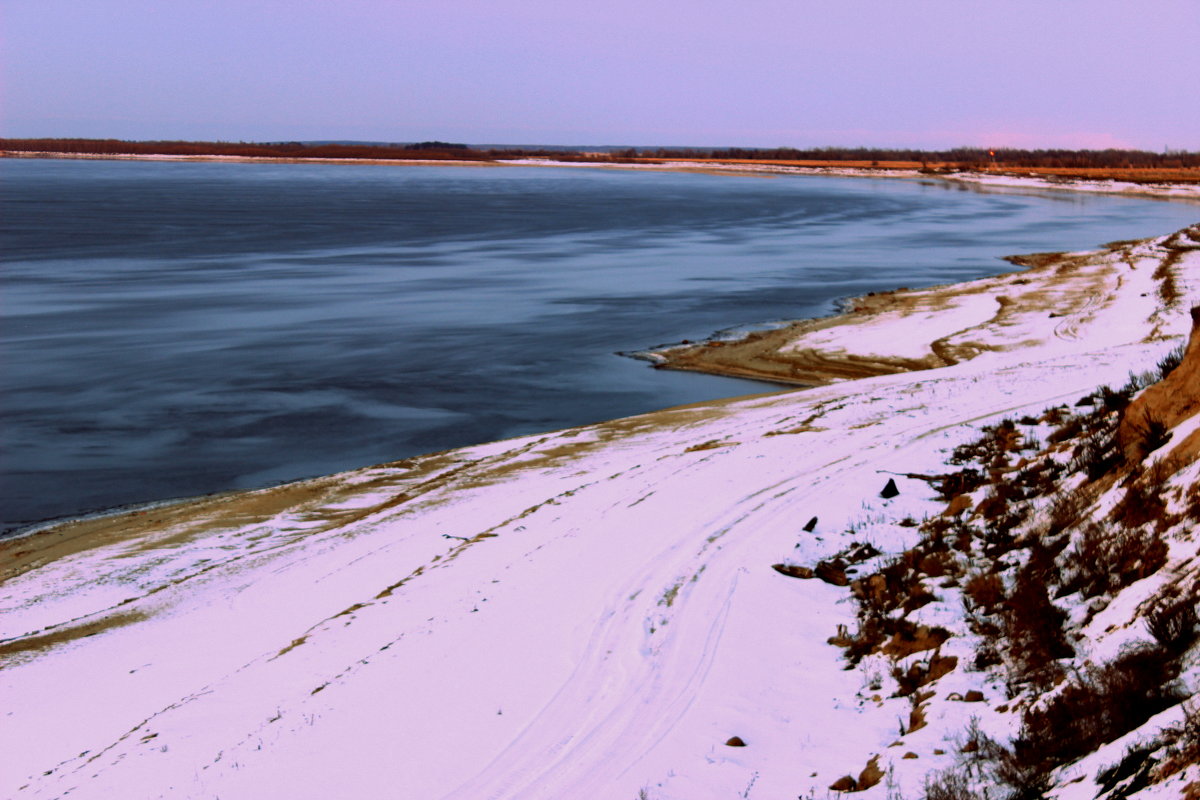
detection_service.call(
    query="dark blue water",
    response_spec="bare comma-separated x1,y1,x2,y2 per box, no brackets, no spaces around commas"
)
2,159,1196,531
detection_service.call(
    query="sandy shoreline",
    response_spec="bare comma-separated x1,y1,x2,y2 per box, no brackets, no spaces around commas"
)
643,226,1200,386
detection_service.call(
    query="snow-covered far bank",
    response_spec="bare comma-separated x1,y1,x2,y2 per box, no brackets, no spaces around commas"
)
648,224,1200,386
938,170,1200,201
2,227,1199,800
500,158,1200,202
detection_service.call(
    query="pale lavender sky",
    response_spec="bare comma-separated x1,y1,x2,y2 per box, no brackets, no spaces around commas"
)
2,0,1197,149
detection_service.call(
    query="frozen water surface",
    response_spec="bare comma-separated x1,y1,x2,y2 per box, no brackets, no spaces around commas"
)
2,159,1196,529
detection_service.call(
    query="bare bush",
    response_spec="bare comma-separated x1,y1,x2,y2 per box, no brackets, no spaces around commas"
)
1070,425,1123,481
1001,558,1073,688
1066,521,1167,599
1018,644,1182,770
963,572,1004,614
1111,478,1172,529
1146,595,1199,655
1156,342,1187,379
923,766,981,800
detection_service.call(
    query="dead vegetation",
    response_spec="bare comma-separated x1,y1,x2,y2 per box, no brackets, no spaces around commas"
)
799,317,1200,799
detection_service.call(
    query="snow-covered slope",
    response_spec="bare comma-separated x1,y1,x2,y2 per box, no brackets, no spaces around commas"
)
2,225,1198,800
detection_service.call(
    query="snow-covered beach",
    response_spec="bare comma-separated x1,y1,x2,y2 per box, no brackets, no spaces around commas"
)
2,175,1199,798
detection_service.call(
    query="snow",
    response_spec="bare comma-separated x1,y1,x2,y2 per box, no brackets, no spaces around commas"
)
2,217,1199,799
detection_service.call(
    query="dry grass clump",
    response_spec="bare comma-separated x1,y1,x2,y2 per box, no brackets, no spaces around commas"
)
1062,520,1168,599
1019,643,1183,769
949,418,1029,470
962,571,1004,614
1111,477,1176,530
1146,593,1199,655
1000,552,1074,689
1155,254,1183,307
1157,704,1200,782
931,640,1187,800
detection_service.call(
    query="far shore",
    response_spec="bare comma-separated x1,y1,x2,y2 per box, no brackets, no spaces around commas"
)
5,148,1200,195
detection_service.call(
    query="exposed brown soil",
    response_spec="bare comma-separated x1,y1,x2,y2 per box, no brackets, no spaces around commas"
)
630,158,1200,184
1120,306,1200,464
0,610,147,666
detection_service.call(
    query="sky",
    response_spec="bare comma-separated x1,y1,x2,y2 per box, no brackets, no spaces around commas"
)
2,0,1198,150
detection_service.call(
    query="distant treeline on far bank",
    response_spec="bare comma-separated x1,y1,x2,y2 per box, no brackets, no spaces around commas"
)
2,138,1198,171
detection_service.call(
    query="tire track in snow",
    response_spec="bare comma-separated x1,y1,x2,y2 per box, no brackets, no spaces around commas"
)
439,460,845,800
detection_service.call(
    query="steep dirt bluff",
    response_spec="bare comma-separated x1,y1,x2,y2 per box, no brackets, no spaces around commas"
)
1120,304,1200,464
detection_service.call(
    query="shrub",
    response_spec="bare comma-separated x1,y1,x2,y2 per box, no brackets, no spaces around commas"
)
1159,703,1200,780
1012,459,1061,497
936,468,986,500
1094,744,1159,798
1125,410,1174,461
1048,489,1089,531
1146,595,1199,655
1097,384,1136,413
958,722,1051,800
949,419,1022,466
1111,479,1172,529
963,571,1004,613
1002,558,1073,687
1048,413,1087,444
1067,521,1168,599
924,767,980,800
1157,342,1187,379
1017,644,1183,770
1071,425,1123,481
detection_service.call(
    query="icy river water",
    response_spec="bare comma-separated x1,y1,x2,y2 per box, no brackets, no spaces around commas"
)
2,158,1196,531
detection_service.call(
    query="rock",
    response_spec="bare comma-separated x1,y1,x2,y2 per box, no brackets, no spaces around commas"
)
903,751,919,759
725,736,746,747
963,690,985,702
857,755,884,790
942,494,973,517
771,563,814,579
844,542,880,562
815,560,849,586
803,516,818,532
829,775,857,792
880,478,900,498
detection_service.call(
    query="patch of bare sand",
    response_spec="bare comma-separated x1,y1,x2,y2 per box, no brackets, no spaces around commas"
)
0,610,147,667
0,451,465,582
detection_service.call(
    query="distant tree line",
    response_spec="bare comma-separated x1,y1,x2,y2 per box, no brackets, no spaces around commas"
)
629,146,1200,169
0,138,495,161
3,139,1197,170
